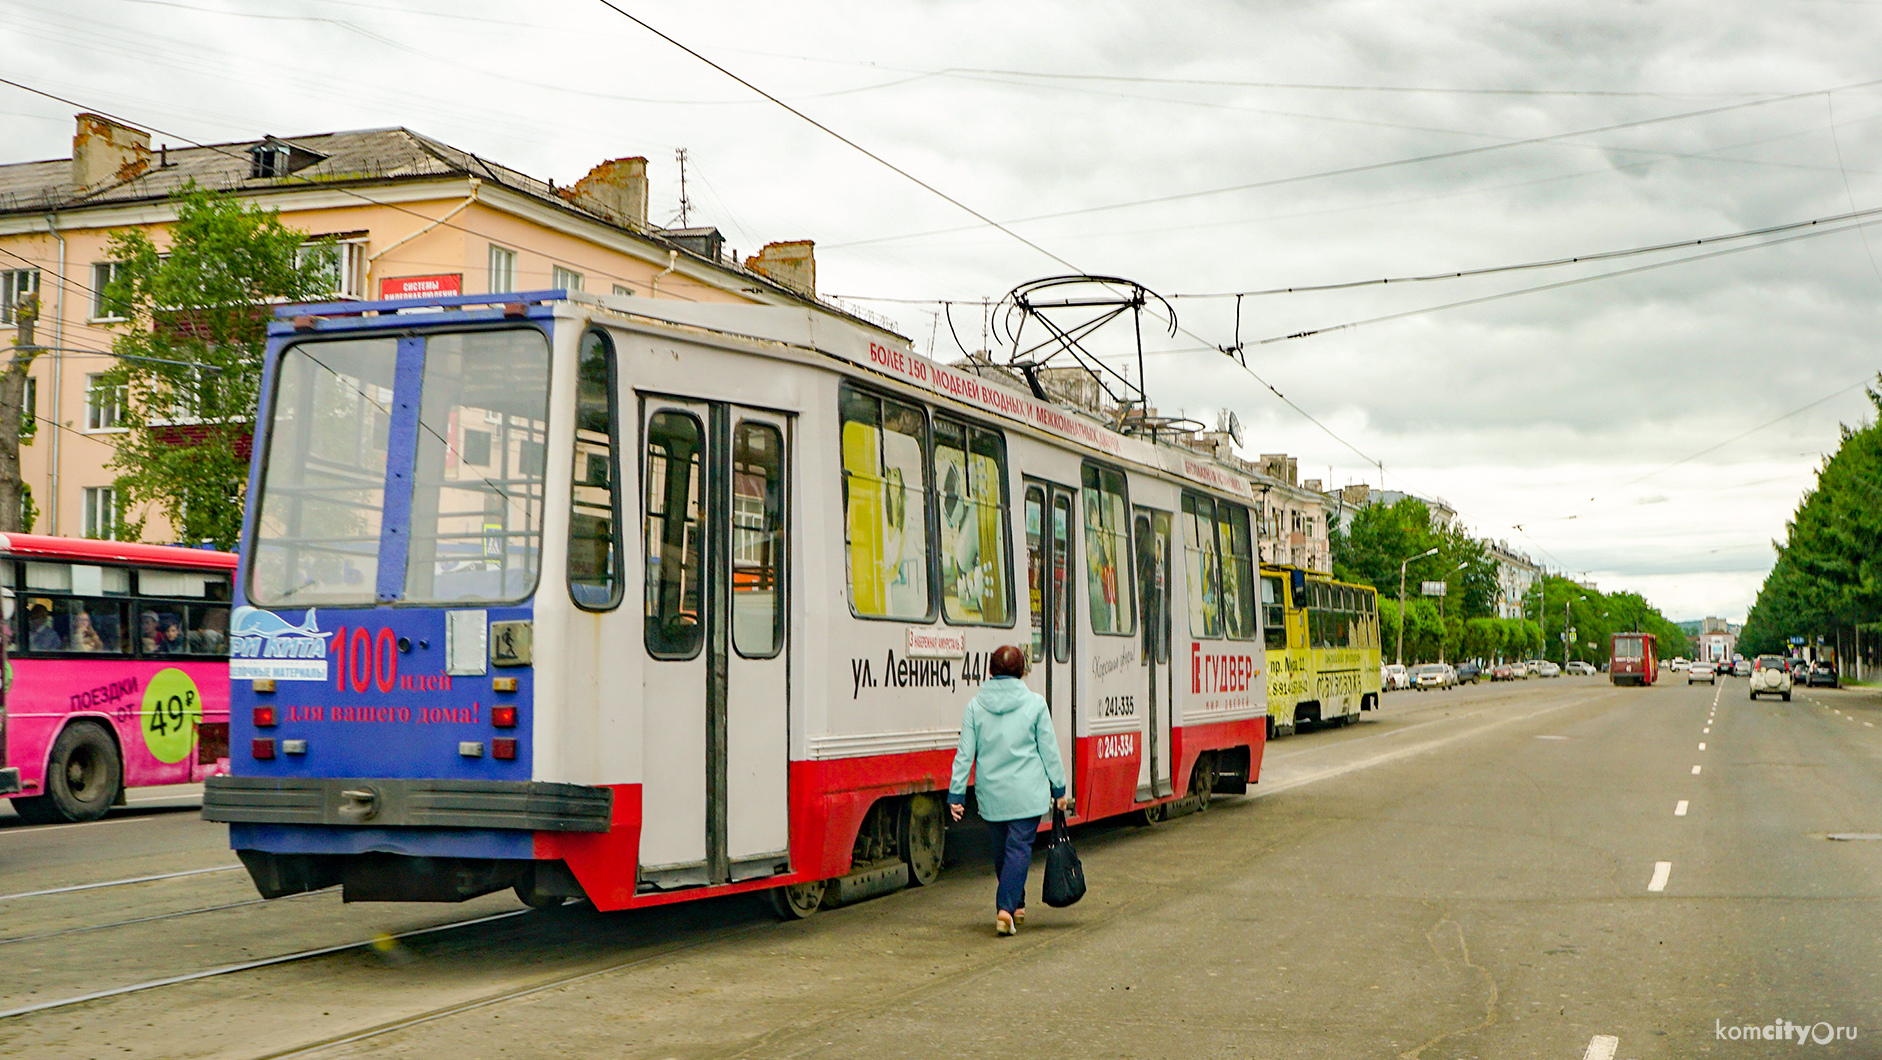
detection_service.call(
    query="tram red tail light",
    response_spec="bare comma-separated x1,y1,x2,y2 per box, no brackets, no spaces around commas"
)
253,706,276,728
252,738,276,760
492,738,517,760
492,706,517,728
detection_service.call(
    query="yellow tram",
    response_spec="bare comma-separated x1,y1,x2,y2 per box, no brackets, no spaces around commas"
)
1260,564,1382,737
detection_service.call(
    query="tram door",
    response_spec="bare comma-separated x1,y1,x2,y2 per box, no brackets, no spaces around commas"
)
1134,509,1175,800
1025,481,1077,803
640,398,793,887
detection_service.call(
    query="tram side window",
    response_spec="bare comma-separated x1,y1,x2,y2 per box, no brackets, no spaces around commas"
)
1217,502,1256,640
1082,463,1134,635
934,418,1011,626
840,387,931,620
732,421,785,657
568,330,622,611
1181,493,1222,638
645,410,705,658
1260,574,1286,650
1025,488,1045,661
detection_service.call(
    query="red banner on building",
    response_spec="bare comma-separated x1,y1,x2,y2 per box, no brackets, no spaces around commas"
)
380,274,463,299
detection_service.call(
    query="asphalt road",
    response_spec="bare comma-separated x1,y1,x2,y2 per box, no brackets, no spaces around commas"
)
1,673,1878,1059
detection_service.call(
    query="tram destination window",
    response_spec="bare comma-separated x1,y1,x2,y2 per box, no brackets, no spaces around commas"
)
840,386,932,620
249,337,396,607
644,409,705,658
1082,463,1134,635
934,418,1011,626
568,330,623,611
406,330,551,604
732,421,785,657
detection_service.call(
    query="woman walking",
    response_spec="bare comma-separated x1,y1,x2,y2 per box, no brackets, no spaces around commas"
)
947,645,1069,936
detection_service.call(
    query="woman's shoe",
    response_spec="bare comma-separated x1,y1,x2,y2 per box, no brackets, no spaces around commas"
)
1014,907,1025,925
995,911,1016,936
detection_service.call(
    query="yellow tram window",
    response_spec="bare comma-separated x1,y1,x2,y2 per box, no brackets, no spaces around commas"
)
1082,463,1134,636
934,418,1011,626
1182,493,1222,638
840,387,932,621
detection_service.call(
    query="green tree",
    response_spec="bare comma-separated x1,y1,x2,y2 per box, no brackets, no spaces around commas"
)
98,183,334,549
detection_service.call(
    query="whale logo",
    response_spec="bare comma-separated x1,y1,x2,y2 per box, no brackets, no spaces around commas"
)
231,607,332,642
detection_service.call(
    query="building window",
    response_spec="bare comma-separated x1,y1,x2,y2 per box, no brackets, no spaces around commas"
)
1,268,39,324
299,238,367,299
19,377,36,442
550,265,583,292
83,487,117,540
90,262,129,320
85,373,124,431
611,283,635,297
489,245,517,294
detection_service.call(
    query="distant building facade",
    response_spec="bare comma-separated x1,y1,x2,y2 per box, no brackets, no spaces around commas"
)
1487,539,1542,621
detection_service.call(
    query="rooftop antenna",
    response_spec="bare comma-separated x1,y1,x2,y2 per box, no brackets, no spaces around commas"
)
674,147,692,228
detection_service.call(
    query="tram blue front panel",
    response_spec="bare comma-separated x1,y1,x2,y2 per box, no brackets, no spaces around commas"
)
228,606,534,782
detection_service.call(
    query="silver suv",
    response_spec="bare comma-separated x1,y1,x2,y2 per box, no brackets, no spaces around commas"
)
1749,655,1792,701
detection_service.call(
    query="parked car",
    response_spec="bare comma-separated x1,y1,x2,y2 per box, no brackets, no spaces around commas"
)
1412,663,1455,690
1509,661,1530,679
1455,661,1482,684
1491,663,1516,681
1383,663,1411,691
1565,661,1597,675
1688,660,1716,684
1749,655,1792,701
1669,658,1690,672
1807,661,1838,688
1534,660,1562,678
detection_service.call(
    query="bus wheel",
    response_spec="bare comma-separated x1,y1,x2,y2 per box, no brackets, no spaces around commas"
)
1190,753,1215,813
766,879,827,920
902,794,944,887
15,723,120,824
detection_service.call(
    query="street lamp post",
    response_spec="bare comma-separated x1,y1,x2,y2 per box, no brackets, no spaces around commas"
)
1398,546,1439,666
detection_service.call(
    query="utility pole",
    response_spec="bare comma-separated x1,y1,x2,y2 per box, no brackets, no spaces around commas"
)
0,293,41,534
1398,545,1437,666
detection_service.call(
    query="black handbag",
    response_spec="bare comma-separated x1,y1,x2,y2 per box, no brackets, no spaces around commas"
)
1041,806,1086,908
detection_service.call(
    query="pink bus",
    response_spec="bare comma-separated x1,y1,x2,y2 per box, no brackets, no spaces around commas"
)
0,534,235,823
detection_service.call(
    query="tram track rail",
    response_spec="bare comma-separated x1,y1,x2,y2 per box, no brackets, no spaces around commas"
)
0,864,240,903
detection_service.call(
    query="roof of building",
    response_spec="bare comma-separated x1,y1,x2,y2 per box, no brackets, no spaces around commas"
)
0,127,566,216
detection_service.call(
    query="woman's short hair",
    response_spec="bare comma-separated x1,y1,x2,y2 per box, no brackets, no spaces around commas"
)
989,644,1027,678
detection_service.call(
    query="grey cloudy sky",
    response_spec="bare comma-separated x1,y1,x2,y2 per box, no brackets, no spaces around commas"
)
6,0,1881,622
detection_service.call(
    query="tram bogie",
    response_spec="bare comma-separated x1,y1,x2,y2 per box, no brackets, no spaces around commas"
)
206,291,1273,911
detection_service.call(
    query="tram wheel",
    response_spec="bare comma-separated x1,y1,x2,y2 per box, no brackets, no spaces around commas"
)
1190,753,1215,813
1138,801,1167,826
14,723,120,824
766,879,827,920
902,793,944,887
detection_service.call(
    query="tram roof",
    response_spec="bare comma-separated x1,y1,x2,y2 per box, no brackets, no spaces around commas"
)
272,290,1288,506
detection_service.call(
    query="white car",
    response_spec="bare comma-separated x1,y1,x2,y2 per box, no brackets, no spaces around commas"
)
1383,663,1410,691
1508,661,1530,679
1412,663,1455,690
1533,661,1562,678
1748,656,1792,701
1565,661,1597,675
1688,661,1716,684
1669,658,1690,672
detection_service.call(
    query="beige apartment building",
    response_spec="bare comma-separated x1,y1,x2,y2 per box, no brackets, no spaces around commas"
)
0,113,845,541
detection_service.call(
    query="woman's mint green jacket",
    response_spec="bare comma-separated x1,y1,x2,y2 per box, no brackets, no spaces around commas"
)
947,677,1068,822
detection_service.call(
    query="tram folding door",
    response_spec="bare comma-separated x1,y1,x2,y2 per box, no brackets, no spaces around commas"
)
639,397,793,888
1133,509,1175,800
1025,481,1077,802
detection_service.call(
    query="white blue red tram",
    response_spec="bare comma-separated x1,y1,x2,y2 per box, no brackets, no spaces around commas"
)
205,291,1271,914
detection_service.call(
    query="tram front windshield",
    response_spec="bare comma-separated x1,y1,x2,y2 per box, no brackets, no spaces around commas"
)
248,328,550,607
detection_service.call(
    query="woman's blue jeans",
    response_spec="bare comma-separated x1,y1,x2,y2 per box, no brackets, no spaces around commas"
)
984,816,1041,914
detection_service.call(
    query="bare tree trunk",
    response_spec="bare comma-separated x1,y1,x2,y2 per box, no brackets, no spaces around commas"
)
0,294,41,534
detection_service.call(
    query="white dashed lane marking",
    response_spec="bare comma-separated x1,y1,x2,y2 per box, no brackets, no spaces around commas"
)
1699,742,1706,750
1692,765,1702,775
1583,1034,1620,1060
1675,800,1689,816
1648,862,1673,892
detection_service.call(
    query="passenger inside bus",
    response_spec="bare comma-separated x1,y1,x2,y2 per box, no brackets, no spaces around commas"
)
26,602,59,652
